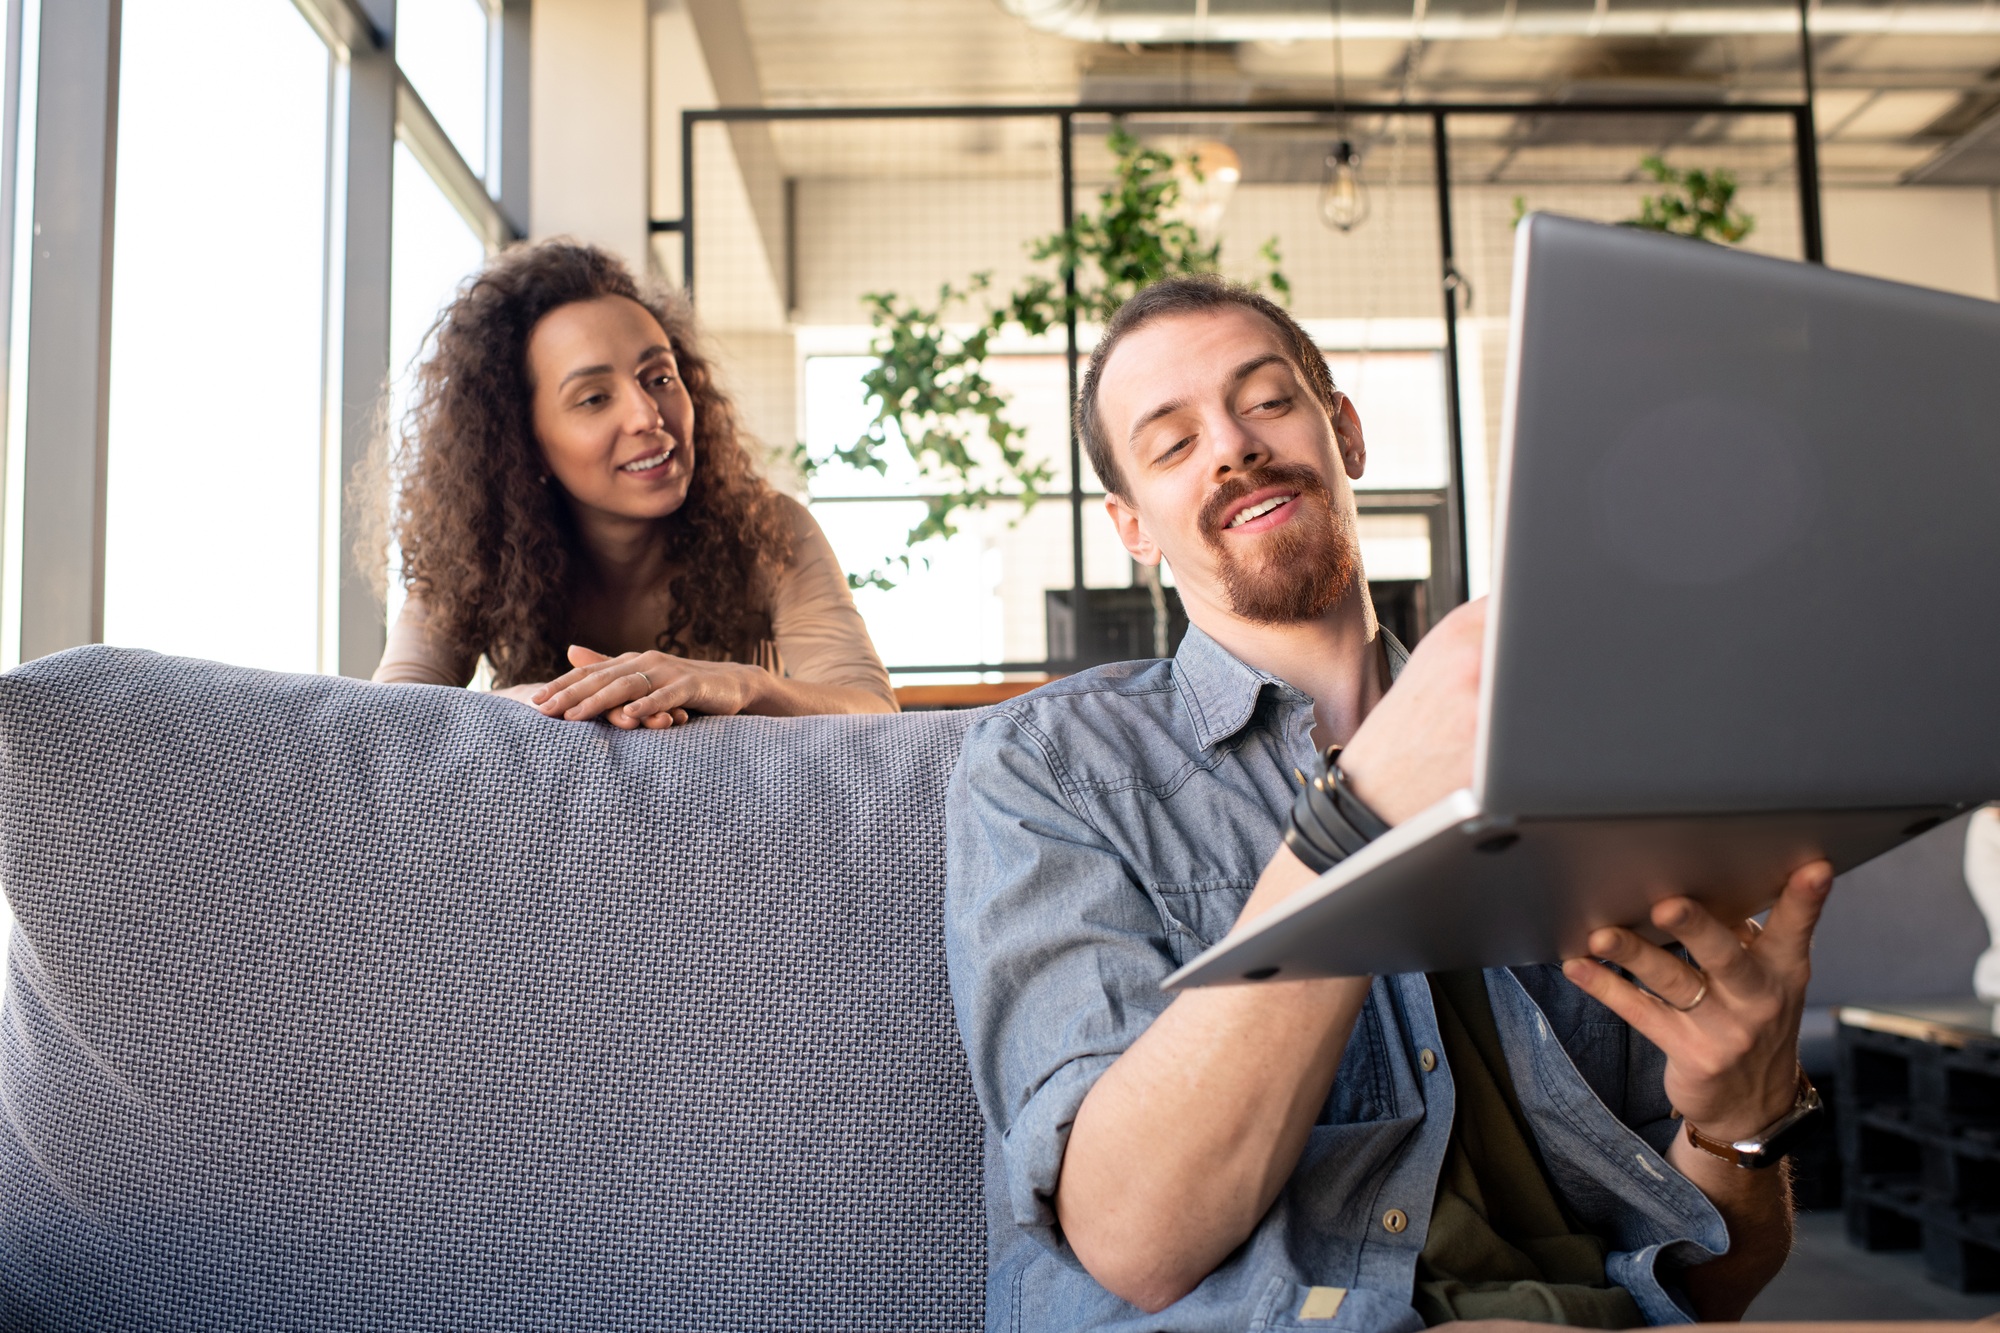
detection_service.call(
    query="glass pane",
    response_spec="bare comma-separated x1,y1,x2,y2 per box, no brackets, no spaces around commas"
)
384,142,488,628
802,353,1076,498
397,0,490,178
104,0,330,673
1327,350,1449,492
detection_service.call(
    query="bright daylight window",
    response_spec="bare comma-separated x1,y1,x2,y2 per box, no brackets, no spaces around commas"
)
802,353,1130,673
396,0,492,178
801,345,1451,672
383,141,489,629
103,0,331,674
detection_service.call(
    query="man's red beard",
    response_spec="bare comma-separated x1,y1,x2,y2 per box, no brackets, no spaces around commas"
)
1197,463,1362,625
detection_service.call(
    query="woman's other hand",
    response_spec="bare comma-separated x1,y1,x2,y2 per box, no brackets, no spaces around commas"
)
530,645,758,729
490,682,548,706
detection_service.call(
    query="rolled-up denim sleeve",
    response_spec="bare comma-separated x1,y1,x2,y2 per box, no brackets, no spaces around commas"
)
944,709,1178,1251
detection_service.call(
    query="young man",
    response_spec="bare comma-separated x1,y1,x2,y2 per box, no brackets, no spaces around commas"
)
944,275,1829,1332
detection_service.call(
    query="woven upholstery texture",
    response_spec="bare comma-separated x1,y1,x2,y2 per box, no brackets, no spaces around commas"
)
0,647,985,1331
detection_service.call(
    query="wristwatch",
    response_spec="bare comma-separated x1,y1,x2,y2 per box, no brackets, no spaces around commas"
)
1675,1069,1823,1169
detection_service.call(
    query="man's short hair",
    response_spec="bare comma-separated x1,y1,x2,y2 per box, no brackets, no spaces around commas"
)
1075,275,1340,498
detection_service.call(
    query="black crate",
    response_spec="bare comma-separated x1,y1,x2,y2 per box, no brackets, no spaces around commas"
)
1837,1014,2000,1292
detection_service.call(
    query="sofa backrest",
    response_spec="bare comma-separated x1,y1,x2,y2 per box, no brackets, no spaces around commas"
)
0,648,985,1332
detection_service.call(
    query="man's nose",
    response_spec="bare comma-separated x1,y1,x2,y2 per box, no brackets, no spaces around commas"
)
1207,414,1264,478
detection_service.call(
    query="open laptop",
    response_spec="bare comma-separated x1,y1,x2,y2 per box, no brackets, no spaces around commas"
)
1164,213,2000,990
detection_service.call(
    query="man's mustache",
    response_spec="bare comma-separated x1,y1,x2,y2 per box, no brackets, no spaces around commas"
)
1198,463,1333,538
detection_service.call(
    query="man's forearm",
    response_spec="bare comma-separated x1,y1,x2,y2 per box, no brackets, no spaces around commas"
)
1053,848,1371,1313
1668,1133,1794,1320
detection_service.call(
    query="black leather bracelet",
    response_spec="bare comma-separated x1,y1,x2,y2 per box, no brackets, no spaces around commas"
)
1283,746,1392,874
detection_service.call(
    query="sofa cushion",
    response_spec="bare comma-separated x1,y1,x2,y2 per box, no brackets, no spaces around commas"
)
0,647,984,1331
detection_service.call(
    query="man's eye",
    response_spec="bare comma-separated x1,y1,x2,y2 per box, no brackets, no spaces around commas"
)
1251,395,1292,413
1157,436,1193,463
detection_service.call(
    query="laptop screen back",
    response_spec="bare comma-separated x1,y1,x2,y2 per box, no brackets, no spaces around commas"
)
1478,214,2000,819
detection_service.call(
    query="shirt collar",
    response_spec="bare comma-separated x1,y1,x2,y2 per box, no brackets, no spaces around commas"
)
1171,620,1412,752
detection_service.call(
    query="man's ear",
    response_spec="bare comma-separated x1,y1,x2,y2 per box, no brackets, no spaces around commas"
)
1105,493,1163,567
1333,392,1367,481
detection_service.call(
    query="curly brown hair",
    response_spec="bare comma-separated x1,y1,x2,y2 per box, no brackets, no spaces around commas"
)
384,240,794,687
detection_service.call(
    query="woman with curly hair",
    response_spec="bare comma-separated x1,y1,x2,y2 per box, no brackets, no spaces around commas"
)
372,240,896,726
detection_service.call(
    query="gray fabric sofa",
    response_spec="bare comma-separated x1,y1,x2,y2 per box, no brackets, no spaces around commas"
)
0,647,1982,1330
0,648,985,1331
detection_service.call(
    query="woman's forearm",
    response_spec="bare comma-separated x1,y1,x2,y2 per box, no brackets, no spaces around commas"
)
744,673,897,717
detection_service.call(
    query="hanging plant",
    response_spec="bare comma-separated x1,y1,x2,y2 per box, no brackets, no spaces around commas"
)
1509,153,1756,246
1627,155,1755,244
804,123,1291,589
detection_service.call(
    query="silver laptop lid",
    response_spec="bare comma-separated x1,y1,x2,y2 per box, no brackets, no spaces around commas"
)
1477,214,2000,819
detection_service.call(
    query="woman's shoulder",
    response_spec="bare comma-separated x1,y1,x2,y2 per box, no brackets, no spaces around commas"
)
767,489,817,534
766,490,832,560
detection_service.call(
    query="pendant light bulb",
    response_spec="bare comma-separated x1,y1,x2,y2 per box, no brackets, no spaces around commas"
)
1318,140,1370,233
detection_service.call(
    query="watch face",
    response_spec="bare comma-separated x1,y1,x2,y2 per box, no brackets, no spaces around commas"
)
1758,1099,1826,1163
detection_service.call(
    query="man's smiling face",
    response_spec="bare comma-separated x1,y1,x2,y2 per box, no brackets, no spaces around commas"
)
1096,304,1368,628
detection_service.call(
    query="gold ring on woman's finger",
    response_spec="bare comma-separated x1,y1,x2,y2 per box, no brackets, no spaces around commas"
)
635,670,653,692
1669,978,1709,1013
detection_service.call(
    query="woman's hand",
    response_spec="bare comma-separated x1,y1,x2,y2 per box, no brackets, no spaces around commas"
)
530,645,763,729
490,683,548,706
1560,859,1834,1141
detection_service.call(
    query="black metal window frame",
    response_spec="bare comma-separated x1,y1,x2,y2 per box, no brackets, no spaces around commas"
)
657,98,1823,675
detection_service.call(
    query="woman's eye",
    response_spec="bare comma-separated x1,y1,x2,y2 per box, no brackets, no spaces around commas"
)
578,392,609,409
651,373,677,389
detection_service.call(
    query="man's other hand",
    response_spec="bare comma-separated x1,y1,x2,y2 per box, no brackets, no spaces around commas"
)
1338,597,1484,825
1561,860,1834,1141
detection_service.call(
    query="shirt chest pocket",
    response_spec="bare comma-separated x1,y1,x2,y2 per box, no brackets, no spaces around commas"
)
1146,880,1258,967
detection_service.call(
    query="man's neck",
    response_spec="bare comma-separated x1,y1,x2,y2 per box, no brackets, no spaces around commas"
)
1185,587,1384,751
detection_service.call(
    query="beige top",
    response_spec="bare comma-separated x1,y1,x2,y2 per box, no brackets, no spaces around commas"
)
373,496,897,710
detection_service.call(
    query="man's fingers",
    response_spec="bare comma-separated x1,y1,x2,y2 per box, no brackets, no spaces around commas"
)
1760,860,1835,965
1648,896,1760,988
1583,925,1709,1011
1561,957,1679,1048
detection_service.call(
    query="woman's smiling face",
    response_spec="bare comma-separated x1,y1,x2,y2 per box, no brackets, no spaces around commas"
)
527,295,698,523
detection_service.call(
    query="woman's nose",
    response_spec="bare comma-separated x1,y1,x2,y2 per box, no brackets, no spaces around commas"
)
624,380,664,432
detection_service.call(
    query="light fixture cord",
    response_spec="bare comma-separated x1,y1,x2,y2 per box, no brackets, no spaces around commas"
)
1332,0,1348,136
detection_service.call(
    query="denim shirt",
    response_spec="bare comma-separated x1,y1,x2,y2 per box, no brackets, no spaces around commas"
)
944,624,1731,1333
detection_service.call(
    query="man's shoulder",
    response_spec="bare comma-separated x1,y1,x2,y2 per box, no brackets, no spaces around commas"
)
974,657,1183,742
951,657,1192,790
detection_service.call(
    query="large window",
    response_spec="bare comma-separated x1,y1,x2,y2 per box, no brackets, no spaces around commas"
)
800,343,1455,675
801,351,1130,675
103,0,332,673
384,140,488,629
395,0,493,179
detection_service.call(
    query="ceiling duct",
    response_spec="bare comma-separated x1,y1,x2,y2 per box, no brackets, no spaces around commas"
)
997,0,2000,41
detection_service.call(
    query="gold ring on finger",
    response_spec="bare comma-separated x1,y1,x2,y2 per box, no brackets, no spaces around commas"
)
636,671,653,691
1669,978,1709,1013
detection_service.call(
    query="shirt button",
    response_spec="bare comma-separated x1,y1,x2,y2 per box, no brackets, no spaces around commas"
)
1382,1208,1409,1234
1418,1048,1438,1072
